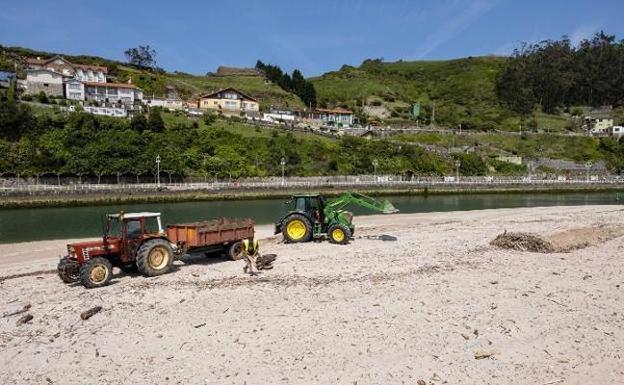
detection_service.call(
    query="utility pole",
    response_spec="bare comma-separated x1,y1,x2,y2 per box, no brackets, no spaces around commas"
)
455,160,461,182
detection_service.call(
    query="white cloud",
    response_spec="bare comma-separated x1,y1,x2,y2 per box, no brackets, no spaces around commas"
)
410,0,499,59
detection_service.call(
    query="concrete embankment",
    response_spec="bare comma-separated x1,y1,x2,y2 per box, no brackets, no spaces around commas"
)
1,182,623,209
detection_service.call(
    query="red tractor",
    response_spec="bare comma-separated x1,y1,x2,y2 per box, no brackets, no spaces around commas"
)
57,212,254,288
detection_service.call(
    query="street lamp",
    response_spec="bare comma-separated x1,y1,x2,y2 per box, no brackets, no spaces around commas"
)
156,154,161,187
454,160,461,182
280,157,286,186
372,159,379,181
585,161,592,182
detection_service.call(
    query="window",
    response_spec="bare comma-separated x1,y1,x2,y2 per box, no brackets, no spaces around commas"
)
44,83,49,87
126,220,142,237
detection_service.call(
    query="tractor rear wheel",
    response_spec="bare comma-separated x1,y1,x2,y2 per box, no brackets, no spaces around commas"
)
282,214,313,243
79,257,113,288
228,241,244,260
328,224,351,245
57,256,79,283
136,239,174,277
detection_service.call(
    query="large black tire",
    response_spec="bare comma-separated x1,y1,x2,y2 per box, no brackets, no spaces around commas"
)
57,256,79,283
228,241,244,260
136,239,174,277
282,214,313,243
328,224,351,245
79,257,113,288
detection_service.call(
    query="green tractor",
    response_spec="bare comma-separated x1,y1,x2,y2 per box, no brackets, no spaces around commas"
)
274,193,399,244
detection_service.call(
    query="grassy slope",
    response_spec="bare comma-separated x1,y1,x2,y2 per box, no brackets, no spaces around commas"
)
311,57,571,131
394,132,603,163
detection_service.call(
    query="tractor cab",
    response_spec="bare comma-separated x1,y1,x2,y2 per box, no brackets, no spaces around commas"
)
287,194,326,223
104,212,165,263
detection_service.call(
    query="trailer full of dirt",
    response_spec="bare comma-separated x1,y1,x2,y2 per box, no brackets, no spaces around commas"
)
57,213,255,289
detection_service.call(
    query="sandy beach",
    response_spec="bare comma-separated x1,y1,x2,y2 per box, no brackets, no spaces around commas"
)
1,205,623,384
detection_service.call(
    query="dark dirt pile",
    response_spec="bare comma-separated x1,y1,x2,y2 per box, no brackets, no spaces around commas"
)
490,231,554,253
491,225,624,253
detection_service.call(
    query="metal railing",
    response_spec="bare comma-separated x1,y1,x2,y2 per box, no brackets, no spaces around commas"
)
1,175,623,196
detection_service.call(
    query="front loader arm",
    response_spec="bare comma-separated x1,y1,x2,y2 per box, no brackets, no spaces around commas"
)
324,193,399,215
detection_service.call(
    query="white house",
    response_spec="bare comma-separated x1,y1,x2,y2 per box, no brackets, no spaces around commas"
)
145,97,185,110
584,115,614,135
263,109,295,123
610,126,624,138
25,55,143,107
65,79,85,101
84,81,143,104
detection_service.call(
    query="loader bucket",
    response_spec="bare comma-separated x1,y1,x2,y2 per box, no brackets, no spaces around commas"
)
380,200,399,214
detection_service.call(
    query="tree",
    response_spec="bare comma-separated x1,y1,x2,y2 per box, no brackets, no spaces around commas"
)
124,45,157,69
147,108,165,132
130,113,148,132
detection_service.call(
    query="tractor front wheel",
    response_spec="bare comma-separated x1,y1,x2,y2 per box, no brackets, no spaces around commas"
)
136,239,174,277
282,214,313,243
79,257,113,288
57,256,80,283
328,224,351,245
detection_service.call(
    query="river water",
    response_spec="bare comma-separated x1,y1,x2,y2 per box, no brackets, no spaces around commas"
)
0,192,621,244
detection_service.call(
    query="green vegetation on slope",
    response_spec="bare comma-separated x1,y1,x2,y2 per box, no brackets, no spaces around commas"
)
394,132,606,164
311,56,513,129
0,100,453,178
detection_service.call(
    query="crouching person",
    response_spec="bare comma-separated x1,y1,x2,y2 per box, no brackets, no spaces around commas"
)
242,238,277,276
242,238,260,276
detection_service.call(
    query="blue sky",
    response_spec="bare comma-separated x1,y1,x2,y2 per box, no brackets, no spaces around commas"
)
1,0,623,76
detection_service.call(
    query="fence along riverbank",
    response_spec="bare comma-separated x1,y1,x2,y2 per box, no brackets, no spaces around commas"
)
1,175,624,209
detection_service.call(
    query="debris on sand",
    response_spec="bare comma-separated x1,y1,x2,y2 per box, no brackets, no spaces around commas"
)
16,314,34,326
490,231,554,253
2,303,31,318
474,349,498,359
80,306,102,320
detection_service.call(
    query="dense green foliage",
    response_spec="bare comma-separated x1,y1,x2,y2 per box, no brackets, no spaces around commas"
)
255,61,317,107
497,32,624,114
0,101,454,177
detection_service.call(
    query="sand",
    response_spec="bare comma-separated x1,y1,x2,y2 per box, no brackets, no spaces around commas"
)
1,205,623,384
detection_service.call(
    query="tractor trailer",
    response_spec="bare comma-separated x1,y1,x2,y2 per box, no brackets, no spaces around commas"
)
58,212,254,288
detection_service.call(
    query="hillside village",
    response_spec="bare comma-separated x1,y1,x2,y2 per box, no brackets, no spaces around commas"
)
0,53,355,130
1,48,622,139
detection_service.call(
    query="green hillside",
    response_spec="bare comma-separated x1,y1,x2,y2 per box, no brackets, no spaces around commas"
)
0,45,304,108
311,56,518,129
